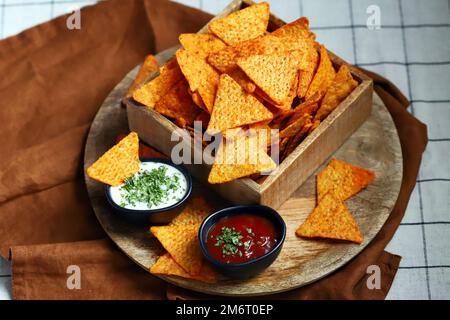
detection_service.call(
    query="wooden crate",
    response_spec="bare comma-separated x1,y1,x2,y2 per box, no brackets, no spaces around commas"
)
127,0,373,209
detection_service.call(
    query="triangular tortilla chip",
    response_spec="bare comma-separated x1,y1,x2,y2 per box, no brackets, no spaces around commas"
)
208,2,270,45
87,132,139,186
315,64,358,121
305,45,336,100
132,61,183,108
154,79,202,127
317,158,375,201
170,197,213,226
176,48,219,113
124,55,159,102
150,253,218,284
207,74,273,133
150,224,203,275
297,46,319,98
238,51,303,105
208,134,276,184
296,192,363,244
179,33,227,59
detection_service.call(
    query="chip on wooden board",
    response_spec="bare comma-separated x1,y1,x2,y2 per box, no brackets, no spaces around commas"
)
150,253,217,284
176,48,219,113
296,192,363,244
207,74,273,134
150,224,203,275
132,61,183,108
179,33,227,59
317,158,375,202
87,132,140,187
208,134,276,184
305,46,336,100
170,197,213,226
315,64,358,121
208,2,270,45
123,55,159,104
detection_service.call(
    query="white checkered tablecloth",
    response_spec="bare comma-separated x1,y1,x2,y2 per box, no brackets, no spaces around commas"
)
0,0,449,300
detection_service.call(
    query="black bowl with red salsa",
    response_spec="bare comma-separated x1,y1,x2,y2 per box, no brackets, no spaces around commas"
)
198,205,286,279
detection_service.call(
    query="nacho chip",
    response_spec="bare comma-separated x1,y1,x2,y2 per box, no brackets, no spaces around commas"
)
227,68,256,93
179,33,227,59
296,192,363,244
237,51,303,105
317,158,375,201
150,224,203,275
150,253,217,283
282,116,312,160
207,74,273,134
280,113,308,138
176,48,219,113
309,119,321,133
297,46,319,98
305,46,336,100
123,55,159,103
315,64,358,121
87,132,140,186
115,133,166,159
132,61,183,108
154,79,202,127
188,89,207,112
208,134,276,184
170,197,213,226
208,2,270,45
285,102,319,127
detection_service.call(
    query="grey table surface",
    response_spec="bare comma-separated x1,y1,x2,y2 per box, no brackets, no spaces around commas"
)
0,0,449,300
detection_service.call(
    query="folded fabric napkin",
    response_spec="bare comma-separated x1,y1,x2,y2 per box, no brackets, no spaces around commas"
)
0,0,427,299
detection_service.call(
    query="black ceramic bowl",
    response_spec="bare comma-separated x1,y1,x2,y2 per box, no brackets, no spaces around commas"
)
198,205,286,279
105,158,192,225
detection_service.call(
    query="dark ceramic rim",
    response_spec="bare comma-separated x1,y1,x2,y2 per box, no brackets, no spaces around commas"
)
198,205,286,268
104,157,192,215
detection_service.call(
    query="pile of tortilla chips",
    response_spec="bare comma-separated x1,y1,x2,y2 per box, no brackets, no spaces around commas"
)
127,2,359,184
296,159,375,244
149,197,218,283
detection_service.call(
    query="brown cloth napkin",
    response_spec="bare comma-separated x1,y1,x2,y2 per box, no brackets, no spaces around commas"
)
0,0,427,300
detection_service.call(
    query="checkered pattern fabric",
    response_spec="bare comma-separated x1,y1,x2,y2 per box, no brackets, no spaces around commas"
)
0,0,449,300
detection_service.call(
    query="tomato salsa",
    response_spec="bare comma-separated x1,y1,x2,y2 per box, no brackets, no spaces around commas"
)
206,214,278,264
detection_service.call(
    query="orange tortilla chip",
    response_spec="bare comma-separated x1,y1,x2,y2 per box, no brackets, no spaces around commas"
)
280,113,309,138
315,64,358,121
238,51,304,105
297,46,319,98
124,55,159,103
154,79,201,127
305,45,336,100
296,192,363,244
87,132,140,186
170,197,213,226
150,224,203,275
208,2,270,45
227,68,256,93
132,61,183,108
282,116,312,160
150,253,217,284
208,134,276,184
176,48,219,113
207,74,273,134
317,158,375,202
179,33,227,59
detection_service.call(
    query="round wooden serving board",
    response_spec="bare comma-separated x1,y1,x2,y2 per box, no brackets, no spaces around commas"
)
84,48,403,297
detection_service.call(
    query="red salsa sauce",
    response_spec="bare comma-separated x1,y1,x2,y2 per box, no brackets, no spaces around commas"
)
206,214,278,264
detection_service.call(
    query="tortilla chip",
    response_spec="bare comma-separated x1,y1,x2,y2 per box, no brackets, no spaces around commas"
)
176,48,219,113
285,101,319,127
282,117,312,160
315,64,358,121
150,253,217,283
317,158,375,201
150,224,203,275
305,46,336,100
297,46,319,98
296,192,363,244
208,134,276,184
87,132,140,186
124,55,159,103
179,33,227,59
207,74,273,134
309,119,321,133
132,61,183,108
208,2,270,45
115,133,166,159
280,113,309,138
170,197,213,226
188,89,207,112
227,68,256,93
238,51,303,105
